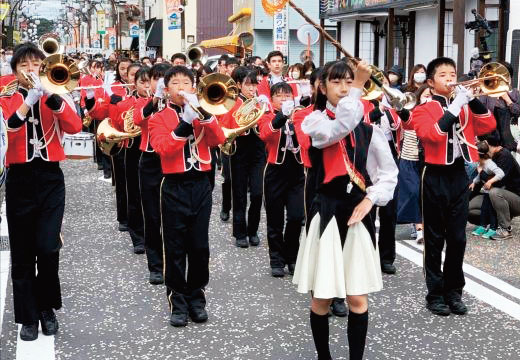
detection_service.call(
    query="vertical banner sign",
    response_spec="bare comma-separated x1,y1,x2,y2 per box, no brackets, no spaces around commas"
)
97,11,106,35
139,29,146,59
0,4,10,21
165,0,182,30
129,20,140,38
273,5,289,59
107,27,116,50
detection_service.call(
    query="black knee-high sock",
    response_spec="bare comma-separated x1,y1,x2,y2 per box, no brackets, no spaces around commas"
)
347,310,368,360
310,310,332,360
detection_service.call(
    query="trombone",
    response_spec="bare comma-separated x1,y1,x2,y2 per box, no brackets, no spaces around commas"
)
447,62,511,98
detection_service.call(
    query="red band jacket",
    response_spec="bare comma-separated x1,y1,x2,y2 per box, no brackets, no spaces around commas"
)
79,74,103,109
403,94,496,165
149,102,225,174
259,110,302,165
133,97,162,152
0,88,82,166
257,74,299,100
362,99,402,156
85,82,129,121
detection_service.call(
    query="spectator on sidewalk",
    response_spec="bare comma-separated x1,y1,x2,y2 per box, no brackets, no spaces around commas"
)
485,133,520,240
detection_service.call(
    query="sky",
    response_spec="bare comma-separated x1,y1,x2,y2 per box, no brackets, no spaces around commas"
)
21,0,63,20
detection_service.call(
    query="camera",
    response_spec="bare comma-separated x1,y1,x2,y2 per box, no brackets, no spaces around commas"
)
465,9,493,36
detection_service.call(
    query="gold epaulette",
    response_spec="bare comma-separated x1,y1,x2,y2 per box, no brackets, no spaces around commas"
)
0,80,18,97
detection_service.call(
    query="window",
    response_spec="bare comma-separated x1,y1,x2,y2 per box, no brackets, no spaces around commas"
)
444,9,454,58
359,22,375,65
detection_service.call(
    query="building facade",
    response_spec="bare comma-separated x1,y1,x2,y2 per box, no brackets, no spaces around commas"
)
233,0,338,65
322,0,517,86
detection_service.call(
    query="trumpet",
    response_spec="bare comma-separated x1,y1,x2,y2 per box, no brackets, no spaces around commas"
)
447,62,511,98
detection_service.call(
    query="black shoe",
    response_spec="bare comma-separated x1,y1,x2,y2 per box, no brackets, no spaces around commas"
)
235,237,249,248
288,263,296,276
271,267,285,278
381,263,396,274
189,307,208,323
97,163,104,170
39,309,58,336
133,245,145,254
220,210,230,222
149,272,164,285
169,312,188,327
118,223,128,232
103,171,112,179
248,234,260,246
427,302,451,316
20,324,38,341
447,300,468,315
330,299,348,317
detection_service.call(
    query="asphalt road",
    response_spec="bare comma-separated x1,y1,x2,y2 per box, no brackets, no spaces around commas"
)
0,159,519,360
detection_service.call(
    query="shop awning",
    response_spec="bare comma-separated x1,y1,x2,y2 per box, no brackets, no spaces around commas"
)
199,32,254,54
324,0,438,19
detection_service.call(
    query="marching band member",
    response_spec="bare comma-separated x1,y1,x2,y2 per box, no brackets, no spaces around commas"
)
364,75,402,276
257,51,300,101
0,43,82,341
293,60,397,360
132,62,172,284
403,57,496,316
86,58,133,232
149,66,225,327
110,63,145,254
258,82,304,278
220,66,266,248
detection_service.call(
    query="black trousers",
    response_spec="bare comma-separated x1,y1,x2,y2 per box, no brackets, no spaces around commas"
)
422,158,468,304
230,134,265,239
6,159,63,324
138,152,163,273
378,185,398,265
378,142,398,265
264,155,305,268
161,172,212,313
221,152,232,213
124,139,145,247
112,149,128,226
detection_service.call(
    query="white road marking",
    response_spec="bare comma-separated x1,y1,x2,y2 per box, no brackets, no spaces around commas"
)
396,242,520,321
16,324,55,360
0,251,9,329
403,240,520,301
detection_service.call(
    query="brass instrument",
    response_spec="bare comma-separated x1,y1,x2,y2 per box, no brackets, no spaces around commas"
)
362,65,384,101
21,54,81,95
187,44,206,63
96,118,139,156
220,97,267,155
122,106,141,135
39,34,62,57
82,114,93,128
447,62,511,98
196,73,238,115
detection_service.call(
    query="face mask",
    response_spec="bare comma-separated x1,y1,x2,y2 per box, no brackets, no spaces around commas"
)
5,55,12,62
414,72,426,83
388,74,399,85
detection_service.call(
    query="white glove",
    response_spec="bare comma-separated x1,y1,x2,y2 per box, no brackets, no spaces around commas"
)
281,100,295,116
257,94,270,105
179,90,200,108
183,104,200,125
154,78,165,99
86,88,95,99
103,82,114,97
448,85,472,116
24,88,43,107
300,82,311,97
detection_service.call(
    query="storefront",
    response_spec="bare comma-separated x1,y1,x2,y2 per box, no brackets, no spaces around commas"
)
322,0,511,80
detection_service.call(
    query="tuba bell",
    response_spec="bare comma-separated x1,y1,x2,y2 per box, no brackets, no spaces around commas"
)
39,33,63,57
187,44,206,63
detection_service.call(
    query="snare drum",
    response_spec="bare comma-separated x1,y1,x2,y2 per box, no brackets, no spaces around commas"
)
62,132,95,159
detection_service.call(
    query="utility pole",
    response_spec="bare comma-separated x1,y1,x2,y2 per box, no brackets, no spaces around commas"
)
139,0,146,58
180,0,185,53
